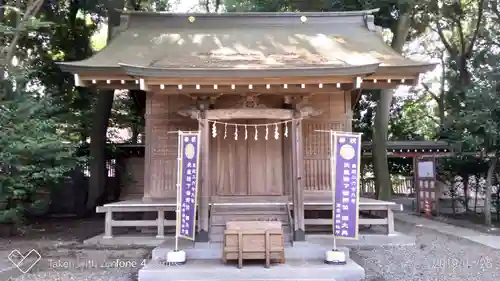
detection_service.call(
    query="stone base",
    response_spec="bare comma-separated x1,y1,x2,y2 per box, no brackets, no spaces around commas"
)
195,230,209,242
139,259,365,281
83,232,414,250
152,240,350,261
83,234,167,247
294,229,306,241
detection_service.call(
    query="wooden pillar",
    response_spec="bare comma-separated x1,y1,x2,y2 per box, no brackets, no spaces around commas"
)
142,92,153,201
291,117,306,241
196,116,210,242
296,119,306,239
291,120,299,235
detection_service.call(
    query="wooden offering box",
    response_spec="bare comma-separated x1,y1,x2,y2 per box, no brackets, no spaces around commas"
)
222,221,285,268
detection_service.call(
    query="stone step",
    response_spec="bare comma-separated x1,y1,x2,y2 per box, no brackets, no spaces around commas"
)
151,241,351,261
139,257,364,281
211,206,289,214
209,205,292,244
212,209,288,215
210,214,290,225
209,224,292,233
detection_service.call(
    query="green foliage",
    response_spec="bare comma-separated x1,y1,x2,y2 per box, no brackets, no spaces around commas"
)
456,65,500,154
390,94,438,141
0,68,83,224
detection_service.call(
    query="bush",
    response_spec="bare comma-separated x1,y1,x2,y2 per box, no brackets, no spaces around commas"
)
0,68,81,225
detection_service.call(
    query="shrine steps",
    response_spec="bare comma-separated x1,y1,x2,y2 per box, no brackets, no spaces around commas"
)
139,258,365,281
141,241,364,281
209,204,292,244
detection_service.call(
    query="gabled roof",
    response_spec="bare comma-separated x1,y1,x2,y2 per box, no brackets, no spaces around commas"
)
58,9,435,79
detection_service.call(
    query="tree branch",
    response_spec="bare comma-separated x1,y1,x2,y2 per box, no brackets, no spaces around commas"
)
1,0,44,70
422,83,440,101
454,12,466,58
436,24,456,56
466,0,486,58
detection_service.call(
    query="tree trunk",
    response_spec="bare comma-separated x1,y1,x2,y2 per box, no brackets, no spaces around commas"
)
484,157,496,226
131,123,139,144
87,91,114,210
474,174,479,213
463,174,469,212
86,0,123,210
373,90,393,200
373,12,412,201
451,178,456,215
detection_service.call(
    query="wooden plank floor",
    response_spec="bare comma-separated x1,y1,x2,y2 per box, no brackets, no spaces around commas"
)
105,194,398,208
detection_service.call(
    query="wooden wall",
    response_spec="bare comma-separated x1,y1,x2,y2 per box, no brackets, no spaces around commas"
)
120,156,145,200
140,91,351,199
143,93,197,199
303,92,351,192
209,95,285,197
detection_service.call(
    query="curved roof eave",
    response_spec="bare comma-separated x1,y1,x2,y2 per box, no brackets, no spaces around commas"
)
56,62,122,74
375,63,438,76
117,63,382,78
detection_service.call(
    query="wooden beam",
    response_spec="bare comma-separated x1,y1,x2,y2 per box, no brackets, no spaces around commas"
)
74,74,85,87
139,78,149,91
179,107,323,120
75,81,414,92
153,84,346,95
144,75,358,85
366,74,419,80
208,108,295,120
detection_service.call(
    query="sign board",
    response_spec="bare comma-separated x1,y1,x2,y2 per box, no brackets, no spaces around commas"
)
415,157,439,216
331,132,362,240
177,132,201,240
417,161,435,178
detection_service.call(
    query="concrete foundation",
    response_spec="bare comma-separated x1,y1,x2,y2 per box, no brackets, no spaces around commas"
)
151,240,350,261
139,259,365,281
84,232,415,249
83,232,416,281
139,236,366,281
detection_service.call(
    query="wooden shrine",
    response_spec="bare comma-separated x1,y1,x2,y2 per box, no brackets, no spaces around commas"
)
58,10,436,242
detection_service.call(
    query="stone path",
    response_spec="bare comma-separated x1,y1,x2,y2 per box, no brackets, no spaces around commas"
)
353,212,500,281
394,212,500,250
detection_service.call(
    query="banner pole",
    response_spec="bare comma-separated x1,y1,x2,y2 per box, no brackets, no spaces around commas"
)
330,130,337,251
174,130,182,252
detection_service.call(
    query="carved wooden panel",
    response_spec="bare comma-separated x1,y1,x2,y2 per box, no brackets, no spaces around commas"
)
302,93,350,192
144,93,197,199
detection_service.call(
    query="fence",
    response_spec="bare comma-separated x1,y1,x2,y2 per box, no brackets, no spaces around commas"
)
361,176,414,195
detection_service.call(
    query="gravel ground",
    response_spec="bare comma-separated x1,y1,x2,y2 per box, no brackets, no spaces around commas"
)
9,268,137,281
352,220,500,281
5,218,500,281
6,248,149,281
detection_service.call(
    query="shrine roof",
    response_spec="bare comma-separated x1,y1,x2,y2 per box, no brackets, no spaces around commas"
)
58,9,435,78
